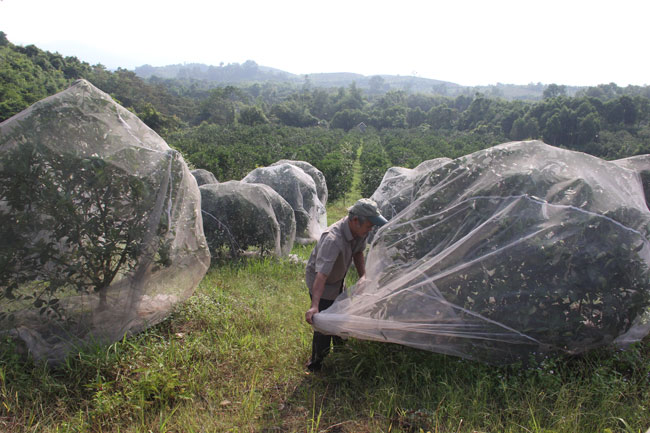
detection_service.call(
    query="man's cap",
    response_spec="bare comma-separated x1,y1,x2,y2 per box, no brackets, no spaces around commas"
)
348,198,388,227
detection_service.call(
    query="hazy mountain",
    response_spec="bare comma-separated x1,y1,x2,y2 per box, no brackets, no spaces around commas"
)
134,60,459,90
134,60,583,100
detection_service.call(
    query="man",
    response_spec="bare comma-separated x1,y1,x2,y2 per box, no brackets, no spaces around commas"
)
304,198,388,371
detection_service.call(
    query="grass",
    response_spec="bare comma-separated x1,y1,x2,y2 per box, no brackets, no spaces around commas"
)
1,163,650,432
1,242,649,432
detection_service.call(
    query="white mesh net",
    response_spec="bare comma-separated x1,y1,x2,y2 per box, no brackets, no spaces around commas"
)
271,160,328,205
242,162,327,244
371,158,452,220
191,168,219,186
200,180,296,257
314,141,650,363
0,80,210,363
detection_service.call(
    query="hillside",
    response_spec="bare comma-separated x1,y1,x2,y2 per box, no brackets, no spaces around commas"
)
133,60,583,100
134,60,297,84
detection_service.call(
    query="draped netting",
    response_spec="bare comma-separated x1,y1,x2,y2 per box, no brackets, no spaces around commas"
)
0,80,210,363
314,141,650,364
200,180,296,257
271,160,328,206
243,163,327,244
191,168,219,186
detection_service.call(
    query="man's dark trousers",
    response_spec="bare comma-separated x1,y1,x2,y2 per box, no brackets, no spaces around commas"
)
308,297,343,371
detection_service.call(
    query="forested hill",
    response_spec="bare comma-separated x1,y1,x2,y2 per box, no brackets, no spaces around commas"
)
134,61,576,101
134,61,297,85
3,30,650,203
134,60,468,96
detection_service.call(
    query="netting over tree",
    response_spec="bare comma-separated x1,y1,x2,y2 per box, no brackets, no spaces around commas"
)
242,162,327,244
371,158,452,220
0,80,210,363
271,160,328,205
612,154,650,209
314,141,650,364
200,180,296,258
191,168,219,186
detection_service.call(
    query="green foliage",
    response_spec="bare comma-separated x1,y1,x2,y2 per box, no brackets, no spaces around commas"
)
510,115,539,140
270,101,319,127
359,137,391,197
543,83,568,99
200,185,293,259
238,105,269,126
167,124,358,201
355,127,502,198
0,38,194,142
0,141,169,317
195,86,248,125
136,102,183,134
4,34,650,224
406,106,427,128
330,108,366,131
1,33,649,433
0,45,70,120
332,83,365,112
87,67,197,132
318,144,355,202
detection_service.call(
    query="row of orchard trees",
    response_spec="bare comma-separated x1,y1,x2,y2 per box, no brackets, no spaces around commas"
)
4,32,649,155
3,32,650,204
166,124,359,203
158,82,650,165
334,91,649,155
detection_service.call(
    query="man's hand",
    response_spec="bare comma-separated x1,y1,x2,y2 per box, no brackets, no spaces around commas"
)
306,272,327,325
305,306,319,324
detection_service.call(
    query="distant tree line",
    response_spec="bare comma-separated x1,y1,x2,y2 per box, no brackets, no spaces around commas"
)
2,31,650,201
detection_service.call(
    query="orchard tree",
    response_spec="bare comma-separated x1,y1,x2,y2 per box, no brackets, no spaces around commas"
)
427,105,459,130
576,112,601,147
238,106,269,126
333,82,365,112
0,31,9,47
331,108,366,131
543,84,567,99
368,75,387,95
407,107,427,128
0,142,169,318
359,138,391,197
270,101,318,127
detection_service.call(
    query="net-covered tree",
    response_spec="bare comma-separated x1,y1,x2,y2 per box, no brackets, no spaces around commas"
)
0,142,169,319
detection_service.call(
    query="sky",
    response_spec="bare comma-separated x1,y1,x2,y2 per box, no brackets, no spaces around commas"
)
1,0,649,87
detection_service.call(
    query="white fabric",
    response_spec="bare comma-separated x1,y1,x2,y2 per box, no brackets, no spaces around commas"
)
314,141,650,364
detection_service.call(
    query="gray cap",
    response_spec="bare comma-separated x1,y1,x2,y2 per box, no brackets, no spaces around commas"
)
348,198,388,226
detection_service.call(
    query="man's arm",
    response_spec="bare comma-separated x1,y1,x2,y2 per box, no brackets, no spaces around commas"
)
305,271,328,324
352,251,366,280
